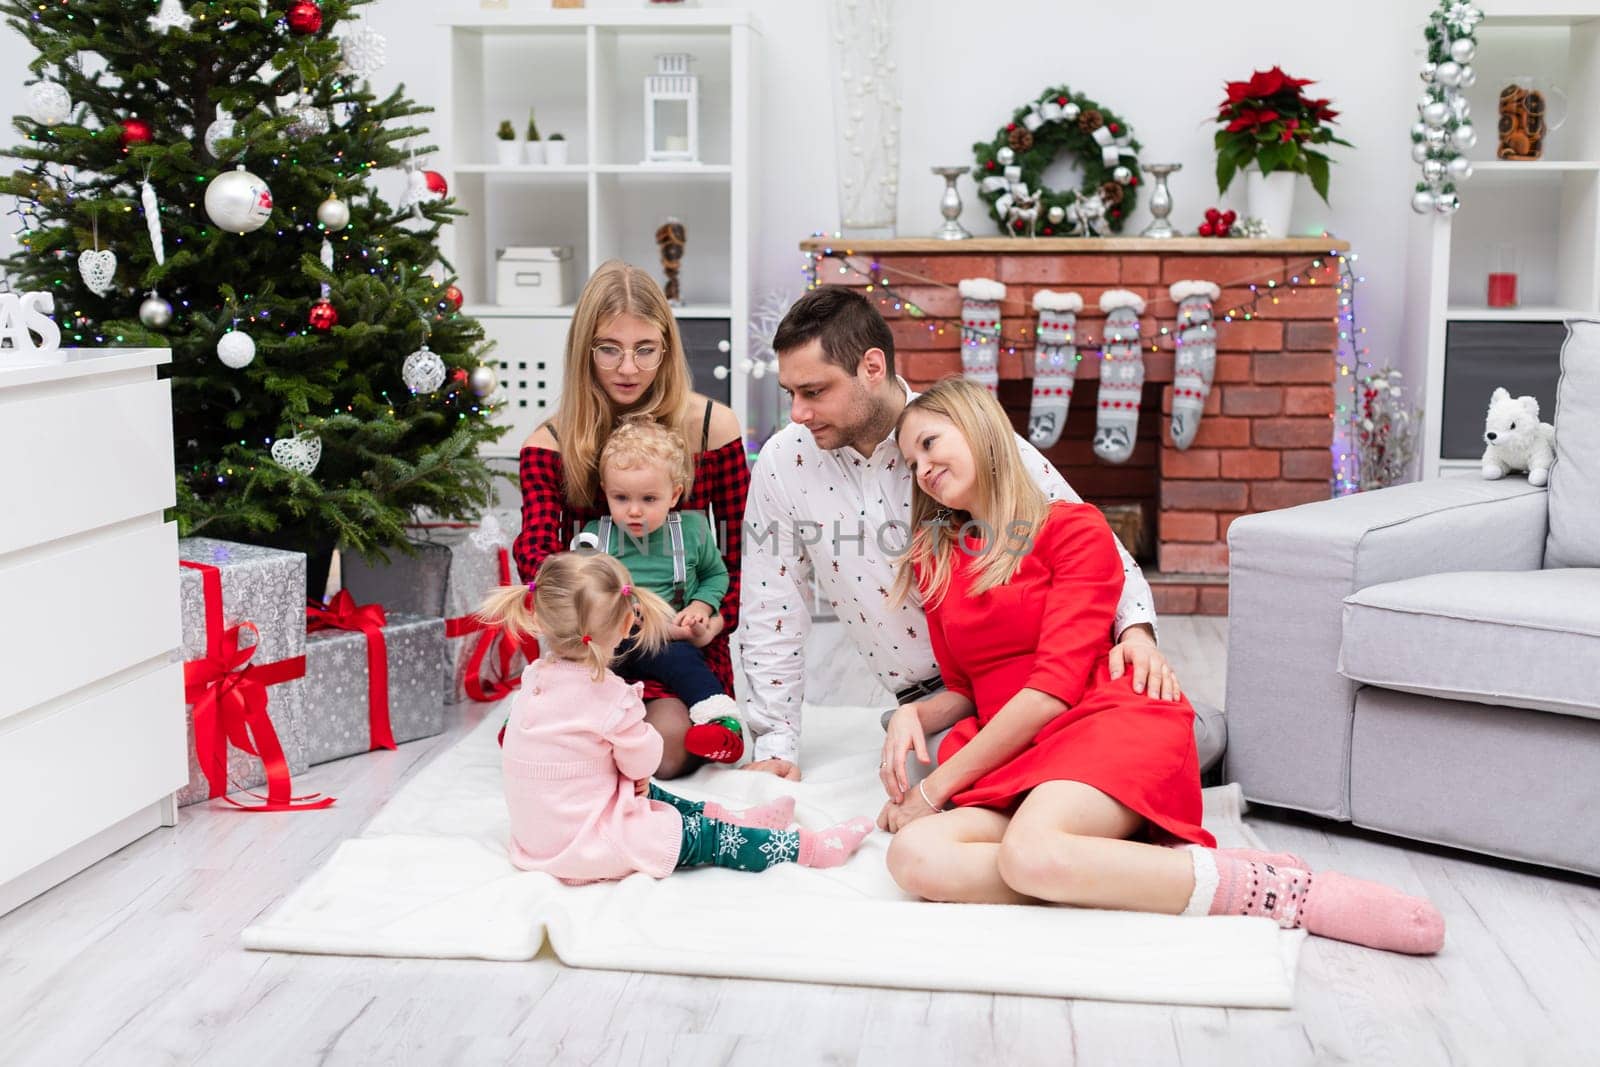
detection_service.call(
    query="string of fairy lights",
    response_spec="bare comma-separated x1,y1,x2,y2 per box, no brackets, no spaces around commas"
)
800,233,1374,495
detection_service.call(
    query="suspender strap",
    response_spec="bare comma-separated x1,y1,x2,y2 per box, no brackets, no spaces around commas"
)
665,512,688,608
701,400,713,451
596,516,612,552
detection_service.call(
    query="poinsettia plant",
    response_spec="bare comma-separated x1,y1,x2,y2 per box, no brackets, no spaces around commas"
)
1214,66,1352,202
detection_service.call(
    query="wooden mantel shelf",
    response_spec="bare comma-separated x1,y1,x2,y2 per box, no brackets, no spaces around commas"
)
799,236,1350,254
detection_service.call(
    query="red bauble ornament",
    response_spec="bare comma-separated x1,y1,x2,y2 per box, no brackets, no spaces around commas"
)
1217,224,1233,237
286,0,323,34
1222,209,1238,225
1205,208,1221,223
308,300,338,331
443,284,464,310
1198,222,1215,236
423,170,448,196
120,118,153,146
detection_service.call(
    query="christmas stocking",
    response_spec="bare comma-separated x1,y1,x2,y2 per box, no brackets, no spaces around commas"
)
1093,289,1147,464
958,278,1006,394
1028,290,1083,449
1169,280,1221,450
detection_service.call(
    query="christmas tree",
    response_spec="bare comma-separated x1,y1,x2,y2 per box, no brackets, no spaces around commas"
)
0,0,504,561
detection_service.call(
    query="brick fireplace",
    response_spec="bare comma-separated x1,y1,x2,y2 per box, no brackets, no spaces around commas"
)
800,236,1349,614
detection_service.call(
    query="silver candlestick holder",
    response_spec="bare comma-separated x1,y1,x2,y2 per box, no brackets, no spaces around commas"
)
931,166,972,240
1139,163,1183,238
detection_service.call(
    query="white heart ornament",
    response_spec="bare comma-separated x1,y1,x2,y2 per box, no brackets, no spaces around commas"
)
78,249,117,296
270,433,322,475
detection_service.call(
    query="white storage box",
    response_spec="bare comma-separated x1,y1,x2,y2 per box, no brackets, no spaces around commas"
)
496,245,574,307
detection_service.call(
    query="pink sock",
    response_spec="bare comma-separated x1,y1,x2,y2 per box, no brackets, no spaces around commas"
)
703,796,796,831
1217,846,1310,870
798,818,874,869
1195,852,1444,955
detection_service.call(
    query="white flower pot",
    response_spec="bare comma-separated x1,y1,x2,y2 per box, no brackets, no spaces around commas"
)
1245,167,1297,237
524,140,546,166
494,140,520,167
544,140,569,166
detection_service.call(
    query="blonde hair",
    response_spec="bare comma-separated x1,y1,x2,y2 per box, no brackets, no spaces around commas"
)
891,378,1050,610
476,550,673,682
555,260,696,509
599,415,693,497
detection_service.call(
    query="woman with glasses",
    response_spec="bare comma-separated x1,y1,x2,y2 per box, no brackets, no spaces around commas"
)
513,260,750,778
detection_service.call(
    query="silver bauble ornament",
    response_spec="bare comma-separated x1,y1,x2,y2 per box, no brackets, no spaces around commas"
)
1451,123,1477,150
996,146,1015,166
1422,158,1447,182
1412,188,1438,214
287,97,329,140
1061,102,1080,122
204,165,273,234
1434,192,1461,215
1450,37,1476,63
1425,126,1448,148
1412,121,1428,139
26,80,71,126
469,364,498,398
1459,64,1477,88
1411,141,1431,163
316,193,350,231
139,292,173,328
204,108,236,160
1113,165,1132,184
402,345,446,394
1420,62,1438,84
1447,155,1474,181
1435,61,1462,87
1047,205,1066,224
1423,101,1450,127
217,330,256,369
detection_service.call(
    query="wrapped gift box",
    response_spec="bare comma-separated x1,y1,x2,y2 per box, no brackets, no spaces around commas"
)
342,513,531,704
177,538,311,807
304,611,447,765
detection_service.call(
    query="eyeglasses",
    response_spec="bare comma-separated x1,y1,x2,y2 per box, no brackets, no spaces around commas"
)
591,343,664,370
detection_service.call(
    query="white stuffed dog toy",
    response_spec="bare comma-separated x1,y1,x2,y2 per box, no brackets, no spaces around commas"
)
1481,387,1556,487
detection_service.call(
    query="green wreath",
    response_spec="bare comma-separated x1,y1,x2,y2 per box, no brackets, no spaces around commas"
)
971,85,1143,236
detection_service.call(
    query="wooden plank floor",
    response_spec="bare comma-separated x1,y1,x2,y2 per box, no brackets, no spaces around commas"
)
2,617,1596,1066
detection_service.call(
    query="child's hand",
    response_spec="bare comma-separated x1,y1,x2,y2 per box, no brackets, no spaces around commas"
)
689,612,725,648
668,623,698,642
673,604,713,630
635,778,650,797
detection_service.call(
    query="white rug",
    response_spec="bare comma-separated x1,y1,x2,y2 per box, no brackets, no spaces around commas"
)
244,701,1304,1008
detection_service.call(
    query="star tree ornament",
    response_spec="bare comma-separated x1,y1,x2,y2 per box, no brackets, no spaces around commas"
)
147,0,193,33
1412,1,1483,214
25,80,71,126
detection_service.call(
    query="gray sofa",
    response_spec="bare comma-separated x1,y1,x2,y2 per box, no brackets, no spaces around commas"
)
1223,319,1600,877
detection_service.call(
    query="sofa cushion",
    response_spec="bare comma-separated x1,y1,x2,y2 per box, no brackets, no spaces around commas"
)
1339,568,1600,722
1547,320,1600,568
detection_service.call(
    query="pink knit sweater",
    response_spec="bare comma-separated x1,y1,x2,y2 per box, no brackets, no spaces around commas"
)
501,658,684,882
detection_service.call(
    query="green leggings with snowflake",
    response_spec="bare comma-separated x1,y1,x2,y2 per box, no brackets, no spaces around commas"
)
647,784,802,871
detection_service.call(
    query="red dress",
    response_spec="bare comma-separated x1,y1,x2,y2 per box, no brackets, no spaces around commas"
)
923,501,1214,847
514,434,750,700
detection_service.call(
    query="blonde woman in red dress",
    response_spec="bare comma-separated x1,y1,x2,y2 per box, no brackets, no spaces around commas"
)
878,378,1444,954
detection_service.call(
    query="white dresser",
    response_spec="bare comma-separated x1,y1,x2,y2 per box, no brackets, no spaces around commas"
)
0,348,186,917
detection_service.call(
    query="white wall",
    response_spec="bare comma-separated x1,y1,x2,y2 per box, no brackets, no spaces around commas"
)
0,0,1432,381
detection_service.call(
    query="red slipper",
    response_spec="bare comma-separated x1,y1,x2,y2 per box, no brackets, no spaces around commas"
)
684,718,744,764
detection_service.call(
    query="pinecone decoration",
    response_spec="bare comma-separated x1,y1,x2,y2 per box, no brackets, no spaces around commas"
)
1099,180,1125,206
1008,126,1034,153
1077,108,1104,134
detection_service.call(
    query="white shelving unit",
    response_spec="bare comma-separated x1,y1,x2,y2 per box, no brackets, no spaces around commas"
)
1407,5,1600,478
439,9,756,459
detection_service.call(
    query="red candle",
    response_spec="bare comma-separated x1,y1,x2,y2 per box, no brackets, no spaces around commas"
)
1487,273,1518,308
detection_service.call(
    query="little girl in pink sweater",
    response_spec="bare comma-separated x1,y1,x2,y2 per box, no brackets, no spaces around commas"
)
478,549,873,883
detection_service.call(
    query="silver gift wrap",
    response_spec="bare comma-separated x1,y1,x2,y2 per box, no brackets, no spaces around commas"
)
303,612,447,765
176,538,310,807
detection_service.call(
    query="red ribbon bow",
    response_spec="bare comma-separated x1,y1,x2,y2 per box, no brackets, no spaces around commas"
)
180,560,333,812
306,589,397,752
443,545,534,702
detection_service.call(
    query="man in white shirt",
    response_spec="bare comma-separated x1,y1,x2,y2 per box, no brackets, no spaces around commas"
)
740,286,1179,780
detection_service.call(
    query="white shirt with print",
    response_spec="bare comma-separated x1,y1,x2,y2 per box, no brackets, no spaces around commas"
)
739,380,1159,764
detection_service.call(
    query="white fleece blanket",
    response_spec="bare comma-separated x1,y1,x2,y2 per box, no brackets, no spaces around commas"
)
244,702,1304,1008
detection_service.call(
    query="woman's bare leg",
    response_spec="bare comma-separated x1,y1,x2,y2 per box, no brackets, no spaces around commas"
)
996,780,1195,914
645,697,701,779
885,807,1033,905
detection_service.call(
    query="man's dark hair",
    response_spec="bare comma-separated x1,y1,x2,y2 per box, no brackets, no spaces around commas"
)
771,286,896,377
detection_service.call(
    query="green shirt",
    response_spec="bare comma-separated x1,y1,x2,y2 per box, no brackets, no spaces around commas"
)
581,511,729,611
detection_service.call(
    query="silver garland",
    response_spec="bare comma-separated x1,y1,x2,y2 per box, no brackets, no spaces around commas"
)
1411,1,1482,215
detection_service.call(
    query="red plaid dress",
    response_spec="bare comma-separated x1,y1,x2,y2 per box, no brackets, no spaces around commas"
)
514,417,750,701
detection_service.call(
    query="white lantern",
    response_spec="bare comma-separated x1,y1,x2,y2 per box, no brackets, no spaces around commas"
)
643,53,699,164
